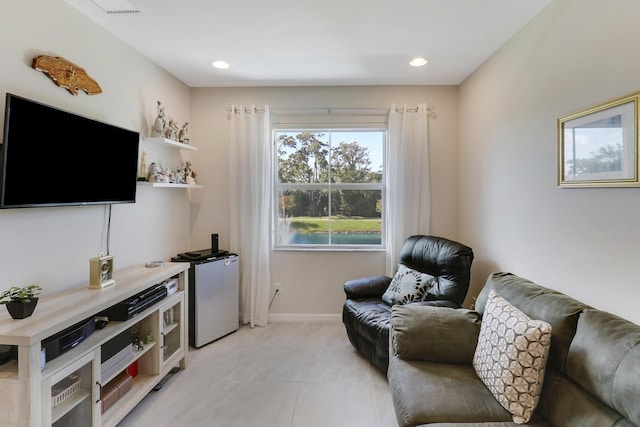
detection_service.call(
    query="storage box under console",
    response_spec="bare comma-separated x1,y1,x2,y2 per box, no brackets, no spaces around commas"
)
101,371,133,413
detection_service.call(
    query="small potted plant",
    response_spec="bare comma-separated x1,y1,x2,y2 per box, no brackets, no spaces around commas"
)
0,284,42,319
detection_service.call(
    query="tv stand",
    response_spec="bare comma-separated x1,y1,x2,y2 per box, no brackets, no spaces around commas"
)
0,262,189,427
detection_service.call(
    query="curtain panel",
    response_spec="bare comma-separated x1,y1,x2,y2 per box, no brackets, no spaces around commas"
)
229,105,272,327
385,104,431,275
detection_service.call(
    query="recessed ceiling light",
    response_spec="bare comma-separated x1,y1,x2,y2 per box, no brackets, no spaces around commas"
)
409,57,428,67
211,60,230,69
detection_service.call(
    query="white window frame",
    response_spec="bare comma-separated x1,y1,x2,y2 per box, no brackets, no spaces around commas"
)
273,127,386,251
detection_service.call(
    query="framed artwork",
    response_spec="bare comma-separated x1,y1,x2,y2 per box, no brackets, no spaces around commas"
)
558,93,639,187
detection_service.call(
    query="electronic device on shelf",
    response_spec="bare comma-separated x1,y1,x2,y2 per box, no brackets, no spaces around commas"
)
41,316,96,362
163,278,178,295
100,284,168,321
211,233,219,253
171,248,229,263
95,316,109,329
89,254,116,289
101,327,134,383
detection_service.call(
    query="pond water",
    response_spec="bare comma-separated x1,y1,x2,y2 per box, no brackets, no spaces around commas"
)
288,233,381,245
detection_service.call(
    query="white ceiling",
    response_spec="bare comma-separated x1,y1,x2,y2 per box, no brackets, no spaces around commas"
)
66,0,551,88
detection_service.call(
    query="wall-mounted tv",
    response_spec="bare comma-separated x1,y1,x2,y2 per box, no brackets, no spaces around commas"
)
0,93,140,208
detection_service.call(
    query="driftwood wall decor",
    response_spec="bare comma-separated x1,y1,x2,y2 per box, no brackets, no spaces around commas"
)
32,55,102,96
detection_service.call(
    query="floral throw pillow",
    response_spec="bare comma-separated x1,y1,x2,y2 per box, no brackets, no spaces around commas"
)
382,264,435,305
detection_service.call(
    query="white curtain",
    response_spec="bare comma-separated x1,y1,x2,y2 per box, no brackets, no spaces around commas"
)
229,105,271,327
385,104,431,276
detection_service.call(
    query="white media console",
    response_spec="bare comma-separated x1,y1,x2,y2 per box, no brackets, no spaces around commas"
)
0,262,189,427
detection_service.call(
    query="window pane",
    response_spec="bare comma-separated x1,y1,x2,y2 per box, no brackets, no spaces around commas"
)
276,189,329,245
274,128,385,249
276,131,330,183
330,189,382,245
330,131,383,184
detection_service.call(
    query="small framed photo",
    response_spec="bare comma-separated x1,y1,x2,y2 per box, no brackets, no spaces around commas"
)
558,93,639,187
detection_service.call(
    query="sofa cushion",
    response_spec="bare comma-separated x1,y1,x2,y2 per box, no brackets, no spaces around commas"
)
389,358,529,426
477,272,587,373
566,309,640,426
473,290,552,424
391,305,481,363
382,264,435,305
538,367,635,427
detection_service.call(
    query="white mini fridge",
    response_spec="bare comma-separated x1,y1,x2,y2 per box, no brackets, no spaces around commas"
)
174,250,239,348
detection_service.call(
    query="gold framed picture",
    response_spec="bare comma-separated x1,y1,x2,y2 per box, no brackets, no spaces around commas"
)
558,93,639,188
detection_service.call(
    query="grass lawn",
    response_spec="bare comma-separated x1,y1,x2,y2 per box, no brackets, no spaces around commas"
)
288,216,381,233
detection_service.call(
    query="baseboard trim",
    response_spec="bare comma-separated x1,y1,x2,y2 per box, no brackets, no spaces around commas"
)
268,313,341,323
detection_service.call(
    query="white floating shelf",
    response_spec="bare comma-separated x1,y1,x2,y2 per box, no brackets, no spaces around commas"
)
139,182,204,189
143,136,197,151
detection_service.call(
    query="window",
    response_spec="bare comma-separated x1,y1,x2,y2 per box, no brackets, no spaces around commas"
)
274,128,385,249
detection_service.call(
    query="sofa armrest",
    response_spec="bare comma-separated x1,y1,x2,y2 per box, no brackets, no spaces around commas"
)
390,305,481,364
344,275,392,299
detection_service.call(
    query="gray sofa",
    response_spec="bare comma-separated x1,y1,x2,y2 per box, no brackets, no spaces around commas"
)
387,272,640,426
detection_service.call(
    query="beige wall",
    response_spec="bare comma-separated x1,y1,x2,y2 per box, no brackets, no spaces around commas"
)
190,86,460,317
459,0,640,323
0,0,192,295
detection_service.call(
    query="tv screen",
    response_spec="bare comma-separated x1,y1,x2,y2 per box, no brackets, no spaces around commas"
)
0,93,140,208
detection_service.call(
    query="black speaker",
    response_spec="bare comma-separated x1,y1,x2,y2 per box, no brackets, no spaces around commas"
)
211,233,219,253
42,317,96,362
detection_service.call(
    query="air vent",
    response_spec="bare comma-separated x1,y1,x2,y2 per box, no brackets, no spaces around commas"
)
91,0,140,13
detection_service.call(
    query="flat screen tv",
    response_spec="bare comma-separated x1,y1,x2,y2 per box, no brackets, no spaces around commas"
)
0,93,140,208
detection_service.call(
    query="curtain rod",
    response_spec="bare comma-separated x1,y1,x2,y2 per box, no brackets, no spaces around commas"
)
226,105,431,114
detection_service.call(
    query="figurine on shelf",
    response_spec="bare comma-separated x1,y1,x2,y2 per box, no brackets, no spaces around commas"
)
144,331,154,345
138,148,148,181
147,162,164,183
178,122,190,144
174,165,185,184
162,163,172,183
183,161,197,185
164,163,175,183
151,101,166,137
164,118,179,141
132,332,144,351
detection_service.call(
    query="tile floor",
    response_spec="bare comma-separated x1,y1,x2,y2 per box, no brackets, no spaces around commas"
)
117,322,398,427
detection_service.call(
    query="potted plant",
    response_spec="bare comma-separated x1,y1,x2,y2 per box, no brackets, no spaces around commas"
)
0,284,42,319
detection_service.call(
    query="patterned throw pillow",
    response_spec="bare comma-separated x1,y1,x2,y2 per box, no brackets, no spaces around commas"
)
473,290,552,424
382,264,435,305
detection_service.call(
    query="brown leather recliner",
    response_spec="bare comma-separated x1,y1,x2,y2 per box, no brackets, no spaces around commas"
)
342,235,474,373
